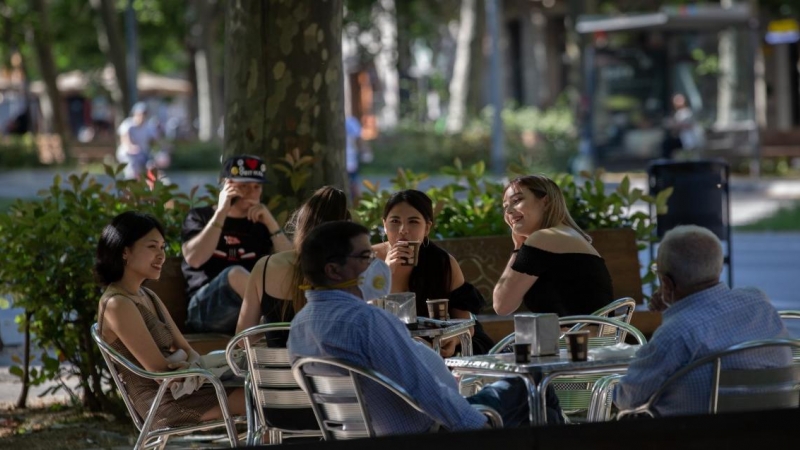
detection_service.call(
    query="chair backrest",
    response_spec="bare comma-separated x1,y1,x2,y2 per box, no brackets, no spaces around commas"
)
292,356,443,440
778,311,800,361
588,297,637,342
225,323,317,432
488,315,647,355
559,315,647,349
641,338,800,416
91,323,146,431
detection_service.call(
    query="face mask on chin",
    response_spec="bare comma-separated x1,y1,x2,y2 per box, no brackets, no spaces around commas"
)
324,258,392,301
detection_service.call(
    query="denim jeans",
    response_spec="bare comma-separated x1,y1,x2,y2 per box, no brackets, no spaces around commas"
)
185,266,242,334
466,378,564,427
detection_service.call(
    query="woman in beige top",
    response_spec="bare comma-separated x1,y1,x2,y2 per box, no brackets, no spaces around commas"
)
95,211,244,427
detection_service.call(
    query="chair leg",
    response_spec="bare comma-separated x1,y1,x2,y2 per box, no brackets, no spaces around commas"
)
269,428,282,445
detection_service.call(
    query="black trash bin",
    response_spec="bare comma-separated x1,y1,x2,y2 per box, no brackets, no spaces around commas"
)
647,159,732,286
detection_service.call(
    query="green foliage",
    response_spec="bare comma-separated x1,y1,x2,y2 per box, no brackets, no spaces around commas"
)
0,135,45,169
169,140,223,170
0,164,214,409
365,102,578,175
736,200,800,232
355,158,671,287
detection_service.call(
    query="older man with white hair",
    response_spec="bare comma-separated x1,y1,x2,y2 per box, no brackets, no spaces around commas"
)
614,225,790,417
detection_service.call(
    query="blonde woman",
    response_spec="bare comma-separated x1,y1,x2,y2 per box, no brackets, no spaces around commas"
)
493,175,613,316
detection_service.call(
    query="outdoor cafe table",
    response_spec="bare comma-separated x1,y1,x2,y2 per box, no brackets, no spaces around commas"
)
445,346,640,425
409,317,475,356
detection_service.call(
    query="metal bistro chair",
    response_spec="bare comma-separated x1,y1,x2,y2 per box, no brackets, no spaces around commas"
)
490,297,639,354
483,316,646,421
617,338,800,419
586,373,624,422
225,323,321,446
91,324,243,450
292,356,502,440
778,311,800,362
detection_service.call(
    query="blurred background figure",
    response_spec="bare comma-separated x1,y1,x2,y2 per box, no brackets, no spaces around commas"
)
662,93,704,160
345,115,363,200
117,102,160,180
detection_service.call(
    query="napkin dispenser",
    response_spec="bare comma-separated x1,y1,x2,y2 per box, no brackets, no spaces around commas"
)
368,292,417,324
514,313,560,356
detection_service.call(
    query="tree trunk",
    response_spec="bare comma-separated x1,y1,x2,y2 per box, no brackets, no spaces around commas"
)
90,0,132,118
30,0,71,161
224,0,347,212
716,0,735,128
193,0,223,142
14,311,32,409
373,0,399,130
446,0,476,133
467,0,486,117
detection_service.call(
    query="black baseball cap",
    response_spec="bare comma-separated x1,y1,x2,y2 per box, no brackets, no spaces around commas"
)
221,155,267,183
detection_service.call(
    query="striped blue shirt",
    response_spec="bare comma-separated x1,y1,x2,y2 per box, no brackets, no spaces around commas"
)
615,283,791,416
288,289,487,436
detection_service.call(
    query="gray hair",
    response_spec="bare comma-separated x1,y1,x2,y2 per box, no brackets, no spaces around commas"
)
658,225,723,288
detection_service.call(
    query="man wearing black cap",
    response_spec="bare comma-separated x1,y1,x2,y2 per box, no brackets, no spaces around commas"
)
180,155,292,334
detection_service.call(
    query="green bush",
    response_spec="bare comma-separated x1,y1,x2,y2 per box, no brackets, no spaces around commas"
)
363,102,577,175
0,134,44,169
169,140,223,170
354,158,670,287
0,165,214,411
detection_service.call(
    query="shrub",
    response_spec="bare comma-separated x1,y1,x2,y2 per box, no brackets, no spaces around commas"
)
363,102,578,175
354,158,671,287
0,164,214,411
0,134,44,168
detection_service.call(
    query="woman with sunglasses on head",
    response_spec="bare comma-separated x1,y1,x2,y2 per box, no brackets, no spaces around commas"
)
95,211,245,428
373,189,495,357
235,186,351,333
493,175,613,317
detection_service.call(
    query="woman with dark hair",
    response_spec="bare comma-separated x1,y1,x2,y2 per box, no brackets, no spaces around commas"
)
493,174,613,317
373,189,494,356
235,186,351,332
95,211,244,428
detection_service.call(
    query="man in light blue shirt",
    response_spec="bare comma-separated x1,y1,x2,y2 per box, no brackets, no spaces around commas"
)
615,225,791,416
288,221,556,436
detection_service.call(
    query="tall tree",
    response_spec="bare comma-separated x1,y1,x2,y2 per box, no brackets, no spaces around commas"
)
89,0,131,117
30,0,70,159
373,0,399,130
224,0,347,211
191,0,223,142
445,0,476,133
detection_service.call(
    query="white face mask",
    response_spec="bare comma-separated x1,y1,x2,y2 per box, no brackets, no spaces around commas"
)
350,258,392,302
301,257,392,301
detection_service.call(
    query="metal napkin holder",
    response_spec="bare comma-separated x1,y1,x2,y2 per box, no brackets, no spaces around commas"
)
514,313,560,356
367,292,417,325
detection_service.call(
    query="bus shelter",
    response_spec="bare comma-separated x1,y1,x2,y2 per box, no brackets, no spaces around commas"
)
575,4,759,169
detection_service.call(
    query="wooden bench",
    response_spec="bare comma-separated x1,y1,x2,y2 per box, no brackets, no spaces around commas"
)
143,257,231,354
146,228,658,353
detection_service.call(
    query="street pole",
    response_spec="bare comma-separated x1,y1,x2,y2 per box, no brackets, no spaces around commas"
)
486,0,505,175
125,0,139,106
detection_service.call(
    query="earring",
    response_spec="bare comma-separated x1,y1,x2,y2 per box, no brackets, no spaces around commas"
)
422,236,430,247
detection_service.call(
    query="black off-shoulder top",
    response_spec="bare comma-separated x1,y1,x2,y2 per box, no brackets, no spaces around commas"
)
511,244,613,317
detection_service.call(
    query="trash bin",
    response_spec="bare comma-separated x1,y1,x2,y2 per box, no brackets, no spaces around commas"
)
647,159,732,286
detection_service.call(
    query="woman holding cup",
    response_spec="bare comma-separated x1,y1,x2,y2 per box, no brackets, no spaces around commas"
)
373,189,494,356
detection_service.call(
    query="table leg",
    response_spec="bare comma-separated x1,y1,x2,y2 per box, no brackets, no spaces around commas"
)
529,378,543,425
431,336,441,354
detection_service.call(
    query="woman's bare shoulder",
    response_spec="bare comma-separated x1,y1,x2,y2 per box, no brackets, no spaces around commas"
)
526,226,597,255
269,250,297,267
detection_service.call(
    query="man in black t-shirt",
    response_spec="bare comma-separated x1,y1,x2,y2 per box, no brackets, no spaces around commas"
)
181,155,292,334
